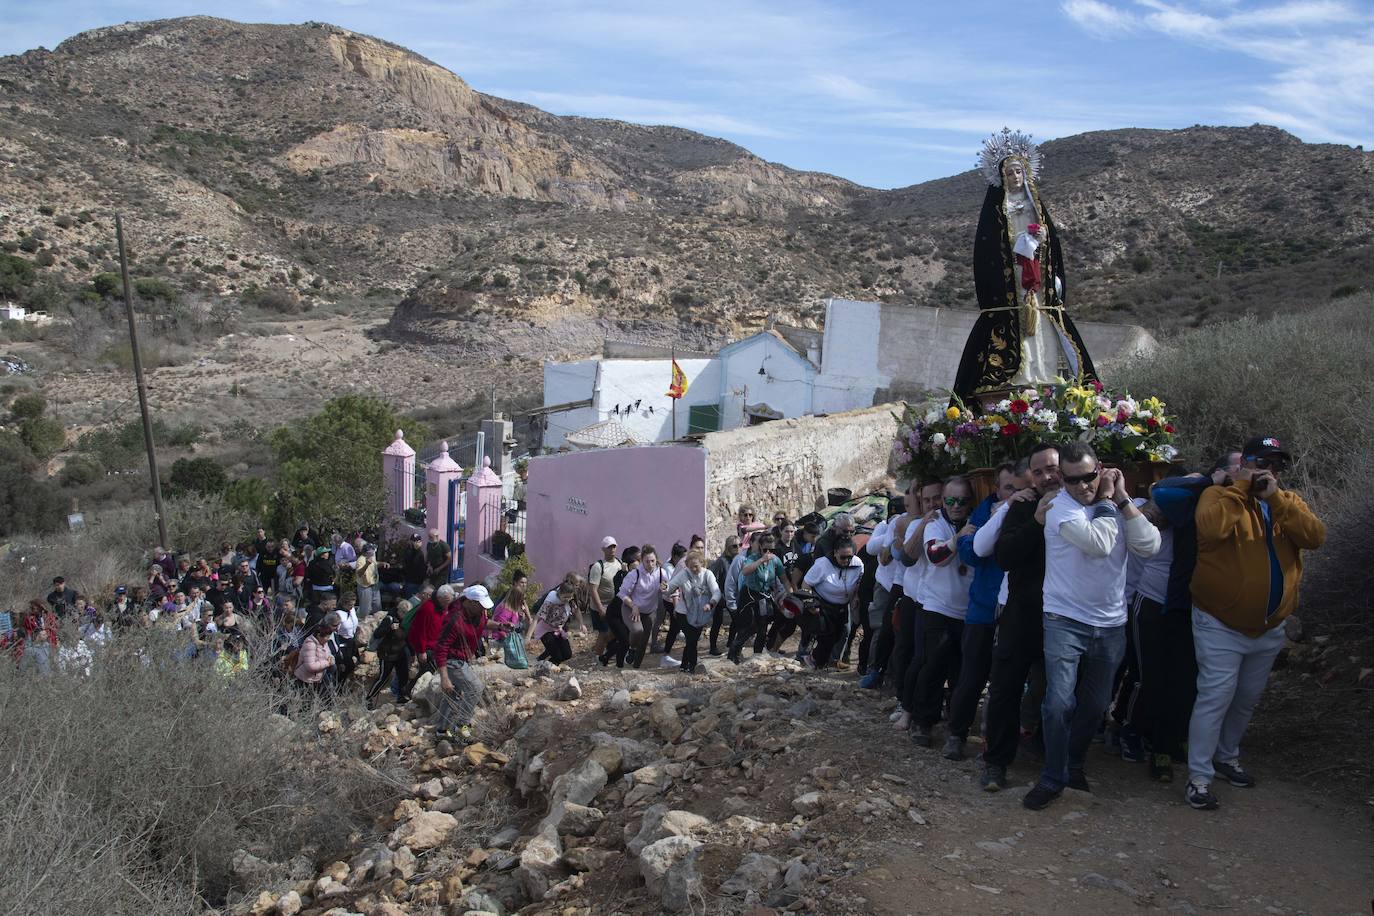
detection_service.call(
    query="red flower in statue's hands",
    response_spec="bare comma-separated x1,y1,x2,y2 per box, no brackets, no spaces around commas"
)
1147,417,1160,430
1164,423,1175,434
1001,422,1022,437
1009,399,1030,416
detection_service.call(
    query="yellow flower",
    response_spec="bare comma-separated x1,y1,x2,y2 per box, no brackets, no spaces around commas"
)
1127,423,1145,435
946,406,961,420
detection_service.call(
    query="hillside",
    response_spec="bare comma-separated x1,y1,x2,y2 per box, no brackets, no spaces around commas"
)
0,16,1372,433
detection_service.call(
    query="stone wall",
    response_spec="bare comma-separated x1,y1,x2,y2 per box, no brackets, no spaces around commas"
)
700,403,901,548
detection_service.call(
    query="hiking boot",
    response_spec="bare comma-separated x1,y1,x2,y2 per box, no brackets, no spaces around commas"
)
911,725,933,748
1212,760,1256,788
859,671,882,689
1022,782,1062,811
980,764,1007,792
1186,781,1219,810
1149,753,1175,783
942,735,966,760
1067,769,1091,793
709,645,722,657
1120,729,1144,763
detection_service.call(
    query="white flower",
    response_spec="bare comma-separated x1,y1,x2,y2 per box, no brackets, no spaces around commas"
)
1137,409,1153,420
1071,416,1090,428
1161,444,1179,461
924,409,940,425
930,432,947,447
1034,409,1058,427
996,399,1012,412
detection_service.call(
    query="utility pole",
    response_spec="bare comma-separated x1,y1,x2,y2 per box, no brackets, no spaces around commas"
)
670,346,677,440
116,214,169,550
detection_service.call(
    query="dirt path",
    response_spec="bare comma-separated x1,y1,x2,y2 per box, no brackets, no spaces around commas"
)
552,644,1372,916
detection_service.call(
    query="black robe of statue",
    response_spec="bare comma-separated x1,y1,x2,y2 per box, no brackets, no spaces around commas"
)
950,179,1098,405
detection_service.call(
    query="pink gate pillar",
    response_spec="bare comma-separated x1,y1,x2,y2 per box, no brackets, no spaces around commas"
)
382,429,416,518
424,441,464,583
464,455,504,586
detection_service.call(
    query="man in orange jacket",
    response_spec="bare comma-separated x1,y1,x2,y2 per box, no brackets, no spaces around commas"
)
1185,435,1325,810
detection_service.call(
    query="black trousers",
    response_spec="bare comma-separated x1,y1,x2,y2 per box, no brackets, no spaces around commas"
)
709,602,732,652
1127,595,1197,758
680,622,704,671
946,621,996,739
869,584,901,680
889,593,919,700
366,653,408,701
810,601,849,669
663,613,684,655
539,632,572,664
605,613,632,667
983,602,1044,768
1110,599,1142,728
729,589,769,658
899,598,929,713
842,609,872,668
912,610,964,728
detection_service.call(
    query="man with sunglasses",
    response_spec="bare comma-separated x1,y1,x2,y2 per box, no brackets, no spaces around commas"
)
890,479,943,731
1024,443,1161,810
1184,435,1324,811
906,476,977,747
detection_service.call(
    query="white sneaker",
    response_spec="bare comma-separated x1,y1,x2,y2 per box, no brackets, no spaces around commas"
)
660,655,681,668
888,710,903,722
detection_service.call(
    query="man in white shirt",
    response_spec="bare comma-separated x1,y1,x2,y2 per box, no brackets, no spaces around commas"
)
1024,442,1161,811
891,479,943,732
908,476,976,747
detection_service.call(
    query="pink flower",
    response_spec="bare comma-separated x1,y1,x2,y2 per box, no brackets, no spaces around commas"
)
1096,414,1112,427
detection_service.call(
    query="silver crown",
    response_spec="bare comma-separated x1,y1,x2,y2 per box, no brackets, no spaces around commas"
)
978,127,1042,186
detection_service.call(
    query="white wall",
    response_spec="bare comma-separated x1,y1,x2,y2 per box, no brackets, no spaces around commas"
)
812,298,886,414
717,334,815,429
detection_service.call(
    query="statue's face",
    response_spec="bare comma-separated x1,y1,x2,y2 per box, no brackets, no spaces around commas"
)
1003,159,1027,192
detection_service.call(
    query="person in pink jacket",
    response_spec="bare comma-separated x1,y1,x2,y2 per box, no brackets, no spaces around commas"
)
294,612,339,694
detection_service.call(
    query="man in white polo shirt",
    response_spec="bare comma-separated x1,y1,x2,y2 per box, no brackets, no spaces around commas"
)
908,475,976,748
1024,442,1161,811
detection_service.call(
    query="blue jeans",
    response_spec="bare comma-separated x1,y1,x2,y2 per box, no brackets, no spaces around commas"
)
1040,613,1126,790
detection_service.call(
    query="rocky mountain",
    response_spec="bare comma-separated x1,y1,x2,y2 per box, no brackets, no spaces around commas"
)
1,15,1371,366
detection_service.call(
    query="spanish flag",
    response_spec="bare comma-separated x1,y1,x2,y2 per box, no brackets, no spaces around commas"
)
667,359,688,399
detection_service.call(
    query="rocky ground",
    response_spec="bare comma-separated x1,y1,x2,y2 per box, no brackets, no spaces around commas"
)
228,616,1372,916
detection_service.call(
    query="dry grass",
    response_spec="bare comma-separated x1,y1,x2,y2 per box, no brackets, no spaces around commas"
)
0,631,403,914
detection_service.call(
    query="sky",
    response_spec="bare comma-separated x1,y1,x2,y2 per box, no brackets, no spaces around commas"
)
4,0,1372,188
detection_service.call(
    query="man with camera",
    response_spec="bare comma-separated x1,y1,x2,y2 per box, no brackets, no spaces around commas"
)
1184,436,1325,810
1024,443,1161,811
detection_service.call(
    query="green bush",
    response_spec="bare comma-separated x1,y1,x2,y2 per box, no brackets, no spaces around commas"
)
242,284,303,313
58,453,104,487
0,462,64,535
167,456,228,496
92,272,122,298
0,253,36,297
19,416,66,460
53,214,76,229
134,276,177,303
223,476,272,519
18,236,40,253
9,392,46,420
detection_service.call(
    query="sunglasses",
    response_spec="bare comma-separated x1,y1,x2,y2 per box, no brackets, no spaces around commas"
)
944,496,972,506
1250,456,1287,472
1063,470,1099,486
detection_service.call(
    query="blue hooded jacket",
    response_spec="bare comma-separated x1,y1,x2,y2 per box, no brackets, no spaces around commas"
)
957,494,1004,626
1150,474,1213,613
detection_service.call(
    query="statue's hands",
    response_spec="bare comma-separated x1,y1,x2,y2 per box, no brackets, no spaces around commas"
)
1036,224,1048,243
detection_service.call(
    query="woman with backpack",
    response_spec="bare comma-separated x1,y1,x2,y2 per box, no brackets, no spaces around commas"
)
618,545,670,668
366,599,412,704
600,546,640,668
527,580,581,665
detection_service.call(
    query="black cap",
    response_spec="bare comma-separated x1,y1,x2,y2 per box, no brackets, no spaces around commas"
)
1242,435,1291,461
887,496,906,515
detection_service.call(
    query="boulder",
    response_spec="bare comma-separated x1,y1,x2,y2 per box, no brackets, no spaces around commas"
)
564,846,618,872
547,757,609,810
589,732,661,771
791,792,824,816
389,810,457,852
650,699,685,742
515,824,563,901
557,676,583,700
662,844,703,912
720,853,783,897
274,891,302,916
628,806,710,856
638,836,702,896
606,688,631,710
553,803,604,837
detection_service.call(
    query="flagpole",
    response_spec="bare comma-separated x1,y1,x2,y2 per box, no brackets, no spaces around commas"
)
671,346,677,440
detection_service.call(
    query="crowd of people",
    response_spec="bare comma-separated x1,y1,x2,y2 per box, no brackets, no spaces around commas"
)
4,431,1324,809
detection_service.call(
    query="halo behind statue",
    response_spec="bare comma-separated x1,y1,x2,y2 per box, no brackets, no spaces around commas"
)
978,127,1042,187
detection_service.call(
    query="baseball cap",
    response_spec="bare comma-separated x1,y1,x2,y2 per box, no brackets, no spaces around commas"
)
601,536,617,549
115,586,127,595
315,546,331,557
463,584,494,609
1242,435,1291,462
410,533,422,541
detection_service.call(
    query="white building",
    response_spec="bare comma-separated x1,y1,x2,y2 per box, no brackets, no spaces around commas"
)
539,330,817,450
538,299,1154,449
0,303,26,321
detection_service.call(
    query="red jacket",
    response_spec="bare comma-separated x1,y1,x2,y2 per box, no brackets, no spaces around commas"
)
406,599,445,654
434,608,486,667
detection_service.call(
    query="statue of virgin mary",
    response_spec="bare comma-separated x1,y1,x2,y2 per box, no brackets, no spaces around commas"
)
951,128,1099,404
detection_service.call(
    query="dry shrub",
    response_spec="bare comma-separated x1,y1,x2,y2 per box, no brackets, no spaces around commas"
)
0,631,402,913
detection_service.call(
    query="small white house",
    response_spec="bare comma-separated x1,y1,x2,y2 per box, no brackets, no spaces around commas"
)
0,303,25,321
539,330,818,450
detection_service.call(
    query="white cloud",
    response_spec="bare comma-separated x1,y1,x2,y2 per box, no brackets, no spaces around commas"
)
1061,0,1139,34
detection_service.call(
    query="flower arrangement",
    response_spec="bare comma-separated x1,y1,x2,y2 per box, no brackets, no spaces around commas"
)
892,379,1179,481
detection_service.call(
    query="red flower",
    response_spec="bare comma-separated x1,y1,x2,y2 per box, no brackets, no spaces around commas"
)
1090,379,1103,393
1164,423,1175,434
1096,414,1112,427
1147,417,1160,429
1001,422,1022,437
1117,409,1130,423
1009,399,1030,415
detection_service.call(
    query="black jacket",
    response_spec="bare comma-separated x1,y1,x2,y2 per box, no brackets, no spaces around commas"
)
993,498,1048,651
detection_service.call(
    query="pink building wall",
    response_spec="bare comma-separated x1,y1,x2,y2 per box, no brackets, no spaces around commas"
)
525,445,707,588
